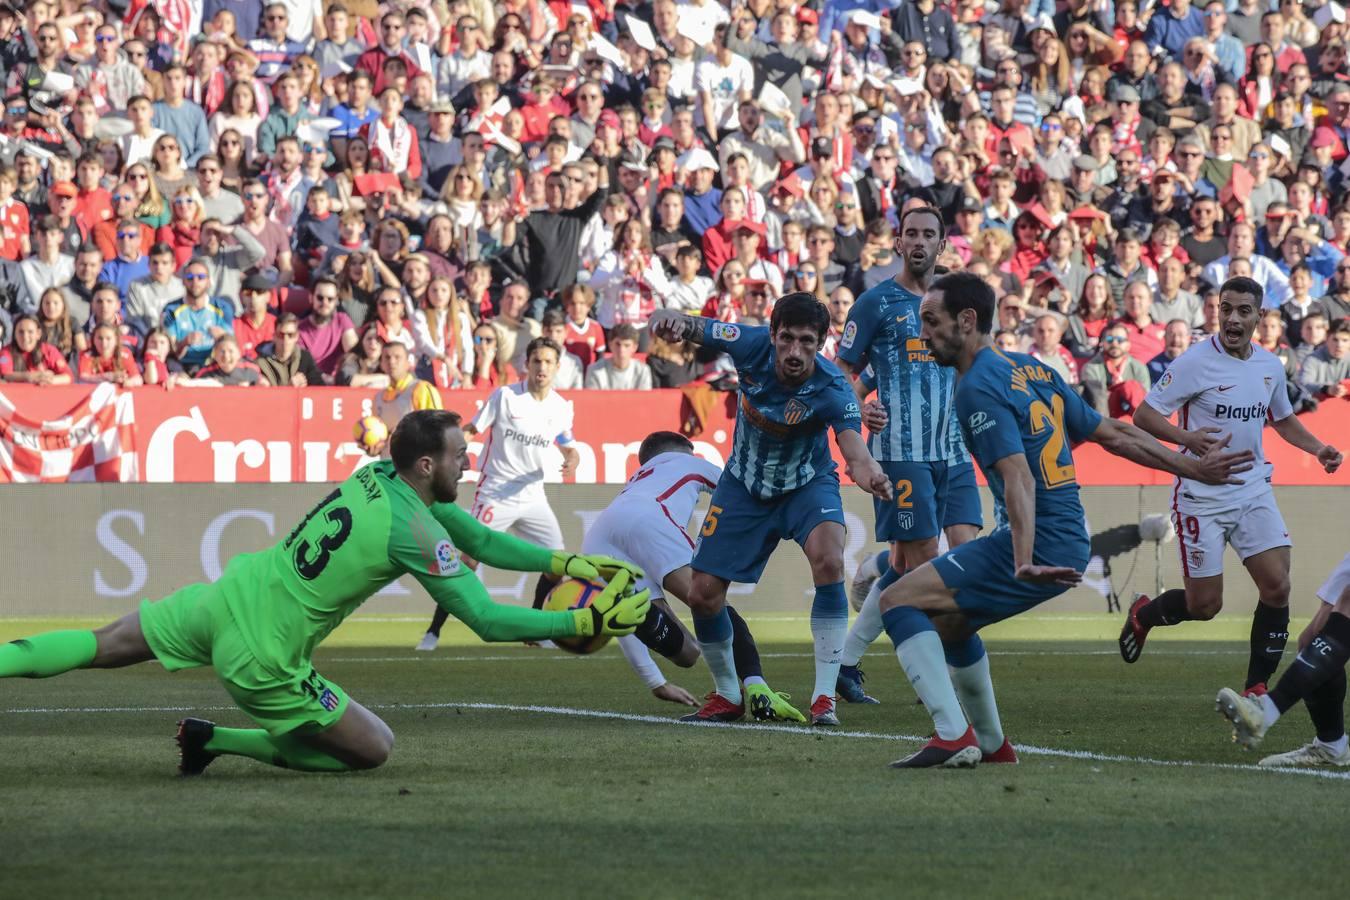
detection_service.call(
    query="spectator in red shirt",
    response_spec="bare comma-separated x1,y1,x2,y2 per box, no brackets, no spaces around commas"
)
561,284,606,369
1114,281,1168,362
78,323,143,386
233,272,277,358
0,316,74,385
0,164,31,261
92,185,153,261
73,153,113,233
356,11,424,95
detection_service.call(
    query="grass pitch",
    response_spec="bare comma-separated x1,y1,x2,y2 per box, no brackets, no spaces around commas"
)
2,613,1347,899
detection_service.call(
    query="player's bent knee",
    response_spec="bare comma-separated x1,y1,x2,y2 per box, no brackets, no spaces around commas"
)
807,553,844,585
1187,596,1223,620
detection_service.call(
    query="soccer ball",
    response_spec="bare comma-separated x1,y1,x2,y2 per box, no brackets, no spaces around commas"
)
542,578,612,654
353,416,389,454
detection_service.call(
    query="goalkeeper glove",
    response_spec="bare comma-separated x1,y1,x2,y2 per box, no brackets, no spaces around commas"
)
571,570,652,638
549,552,645,583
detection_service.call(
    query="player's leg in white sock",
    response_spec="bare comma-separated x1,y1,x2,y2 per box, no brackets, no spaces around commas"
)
811,582,848,701
946,636,1004,754
882,606,969,740
692,607,740,703
842,562,905,667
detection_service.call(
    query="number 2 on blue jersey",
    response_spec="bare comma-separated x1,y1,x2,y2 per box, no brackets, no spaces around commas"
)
1028,394,1076,488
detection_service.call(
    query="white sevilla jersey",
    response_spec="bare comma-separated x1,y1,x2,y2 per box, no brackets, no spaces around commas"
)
615,450,723,529
1144,336,1293,507
472,383,575,500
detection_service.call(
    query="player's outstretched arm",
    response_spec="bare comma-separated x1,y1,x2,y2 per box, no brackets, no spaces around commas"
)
648,308,706,345
1271,415,1343,474
1089,417,1256,485
1133,400,1227,457
837,429,893,501
429,501,556,573
993,453,1082,586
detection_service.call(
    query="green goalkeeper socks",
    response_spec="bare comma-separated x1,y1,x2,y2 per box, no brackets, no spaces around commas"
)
0,630,98,678
206,727,355,772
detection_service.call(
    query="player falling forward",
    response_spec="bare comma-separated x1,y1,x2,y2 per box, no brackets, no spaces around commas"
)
1216,552,1350,767
418,337,579,651
0,410,649,775
648,293,892,727
832,206,984,705
1120,277,1342,697
879,273,1253,768
582,430,805,721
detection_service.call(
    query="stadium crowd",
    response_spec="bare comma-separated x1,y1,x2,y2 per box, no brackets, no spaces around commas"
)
0,0,1348,415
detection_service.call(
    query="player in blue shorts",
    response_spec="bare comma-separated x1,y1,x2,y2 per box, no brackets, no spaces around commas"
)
879,272,1255,768
648,293,892,727
833,206,985,705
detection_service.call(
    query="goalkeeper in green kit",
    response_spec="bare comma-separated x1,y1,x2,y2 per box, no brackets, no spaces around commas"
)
0,410,651,775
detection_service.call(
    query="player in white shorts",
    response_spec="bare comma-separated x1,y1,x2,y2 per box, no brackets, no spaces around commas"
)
1120,276,1342,697
1216,552,1350,767
417,337,579,650
578,431,805,720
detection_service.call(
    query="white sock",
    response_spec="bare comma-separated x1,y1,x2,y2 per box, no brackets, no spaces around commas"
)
812,616,847,702
896,631,969,740
743,675,767,688
856,552,881,582
950,655,1005,754
1316,734,1349,755
617,634,665,690
1258,693,1281,730
841,580,883,667
699,637,741,704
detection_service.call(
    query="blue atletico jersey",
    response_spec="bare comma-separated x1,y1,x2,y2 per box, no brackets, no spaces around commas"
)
956,347,1102,553
837,278,960,463
858,363,972,466
700,319,862,500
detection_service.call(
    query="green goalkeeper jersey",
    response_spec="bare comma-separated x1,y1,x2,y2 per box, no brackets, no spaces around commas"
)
215,460,578,675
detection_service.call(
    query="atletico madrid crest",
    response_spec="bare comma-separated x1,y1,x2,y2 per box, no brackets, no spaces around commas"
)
783,399,810,425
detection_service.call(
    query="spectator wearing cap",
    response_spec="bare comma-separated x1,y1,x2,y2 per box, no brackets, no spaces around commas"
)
718,99,806,195
125,242,186,335
1065,155,1106,209
584,323,652,390
43,181,84,254
162,257,233,374
732,219,784,296
419,100,458,196
15,215,73,315
257,312,324,387
233,272,277,358
357,11,425,96
678,148,723,238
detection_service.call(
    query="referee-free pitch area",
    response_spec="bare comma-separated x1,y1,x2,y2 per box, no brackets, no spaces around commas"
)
2,613,1346,898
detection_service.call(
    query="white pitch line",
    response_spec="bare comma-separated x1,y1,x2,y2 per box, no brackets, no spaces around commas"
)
320,648,1249,663
2,698,1346,783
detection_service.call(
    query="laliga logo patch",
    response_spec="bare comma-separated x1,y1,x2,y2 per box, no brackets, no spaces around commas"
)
712,323,741,342
1158,371,1172,390
840,320,858,349
435,539,460,575
967,411,995,435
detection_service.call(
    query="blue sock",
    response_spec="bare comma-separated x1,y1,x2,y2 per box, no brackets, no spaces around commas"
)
883,606,968,740
811,582,848,701
693,608,740,703
944,635,1004,753
876,562,904,593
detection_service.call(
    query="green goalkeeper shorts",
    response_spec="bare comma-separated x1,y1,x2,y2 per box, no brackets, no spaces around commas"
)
139,582,350,737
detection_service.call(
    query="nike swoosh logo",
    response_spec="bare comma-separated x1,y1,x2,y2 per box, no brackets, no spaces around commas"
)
948,558,965,571
820,508,840,514
1265,647,1285,655
895,314,911,323
1217,385,1236,392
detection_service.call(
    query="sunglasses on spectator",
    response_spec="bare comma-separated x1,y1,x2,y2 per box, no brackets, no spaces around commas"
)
1041,123,1062,132
182,273,208,281
1250,151,1269,160
6,105,26,116
117,231,139,239
378,299,402,307
173,197,196,205
792,270,817,278
95,34,117,43
474,334,495,344
1102,335,1128,344
113,193,135,202
220,138,240,146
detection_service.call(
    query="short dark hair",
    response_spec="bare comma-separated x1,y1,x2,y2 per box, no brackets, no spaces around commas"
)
1220,275,1264,307
390,409,464,471
770,291,831,338
931,271,997,334
525,336,562,361
1330,318,1350,336
899,205,946,239
149,242,174,258
638,430,693,464
610,323,640,344
541,309,567,329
